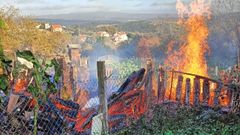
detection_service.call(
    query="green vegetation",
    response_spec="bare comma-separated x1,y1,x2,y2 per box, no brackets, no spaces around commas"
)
0,18,12,95
96,25,118,35
119,105,240,135
15,50,61,135
108,58,141,79
0,6,70,59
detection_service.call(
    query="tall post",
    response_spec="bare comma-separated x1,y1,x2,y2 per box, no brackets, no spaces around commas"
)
169,70,174,100
157,66,161,100
237,26,240,67
70,65,75,100
158,66,165,101
97,61,108,134
145,59,153,108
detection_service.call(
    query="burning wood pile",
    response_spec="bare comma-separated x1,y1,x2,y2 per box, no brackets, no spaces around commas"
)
219,65,240,113
0,48,239,135
0,52,146,134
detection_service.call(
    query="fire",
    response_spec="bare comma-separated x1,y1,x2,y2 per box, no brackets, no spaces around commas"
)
173,0,211,76
165,0,211,103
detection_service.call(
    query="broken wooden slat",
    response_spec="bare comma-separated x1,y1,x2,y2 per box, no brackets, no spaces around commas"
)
185,78,191,105
176,75,183,102
202,79,210,104
214,83,222,106
193,77,200,106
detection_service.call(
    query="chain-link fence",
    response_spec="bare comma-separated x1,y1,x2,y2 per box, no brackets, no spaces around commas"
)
0,71,130,135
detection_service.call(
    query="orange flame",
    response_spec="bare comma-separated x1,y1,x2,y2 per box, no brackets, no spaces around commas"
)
165,0,211,103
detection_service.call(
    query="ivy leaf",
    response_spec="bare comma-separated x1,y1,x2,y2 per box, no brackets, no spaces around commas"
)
0,75,8,92
28,84,39,98
51,59,61,83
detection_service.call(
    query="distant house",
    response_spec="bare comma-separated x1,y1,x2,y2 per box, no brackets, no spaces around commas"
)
113,32,128,44
79,35,87,43
96,31,110,37
50,24,63,32
35,23,51,30
44,23,51,29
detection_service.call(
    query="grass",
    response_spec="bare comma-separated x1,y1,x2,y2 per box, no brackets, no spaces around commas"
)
116,103,240,135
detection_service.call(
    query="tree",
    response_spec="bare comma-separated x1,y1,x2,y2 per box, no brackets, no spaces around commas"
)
212,0,240,65
96,25,118,35
0,6,70,59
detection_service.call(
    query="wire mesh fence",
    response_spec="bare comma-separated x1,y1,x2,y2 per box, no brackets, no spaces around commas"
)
0,72,129,135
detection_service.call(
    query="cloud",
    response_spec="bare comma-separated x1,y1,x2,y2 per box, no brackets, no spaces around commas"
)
135,2,143,7
1,0,178,15
16,0,36,4
151,2,176,7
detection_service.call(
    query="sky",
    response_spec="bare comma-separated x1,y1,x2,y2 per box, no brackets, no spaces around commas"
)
0,0,190,16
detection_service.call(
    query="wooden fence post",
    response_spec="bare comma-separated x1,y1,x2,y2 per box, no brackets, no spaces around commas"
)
169,70,174,100
157,66,161,100
70,65,75,100
193,77,200,106
214,83,222,106
158,66,165,101
185,78,191,105
203,79,210,105
145,59,153,108
176,75,183,102
97,61,108,134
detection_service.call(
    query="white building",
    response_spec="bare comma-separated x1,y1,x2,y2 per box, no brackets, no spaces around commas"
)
113,32,128,44
44,23,51,29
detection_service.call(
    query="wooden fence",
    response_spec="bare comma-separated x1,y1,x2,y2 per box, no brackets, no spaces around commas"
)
143,60,239,111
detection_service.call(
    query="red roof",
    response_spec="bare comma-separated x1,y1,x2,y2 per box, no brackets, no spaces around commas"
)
51,24,62,29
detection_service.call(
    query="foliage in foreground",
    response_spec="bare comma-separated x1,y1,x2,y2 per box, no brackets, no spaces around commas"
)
119,104,240,135
0,18,12,94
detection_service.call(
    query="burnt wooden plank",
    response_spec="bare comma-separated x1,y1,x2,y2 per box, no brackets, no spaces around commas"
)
194,78,200,106
203,79,210,104
176,75,183,102
185,78,191,105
